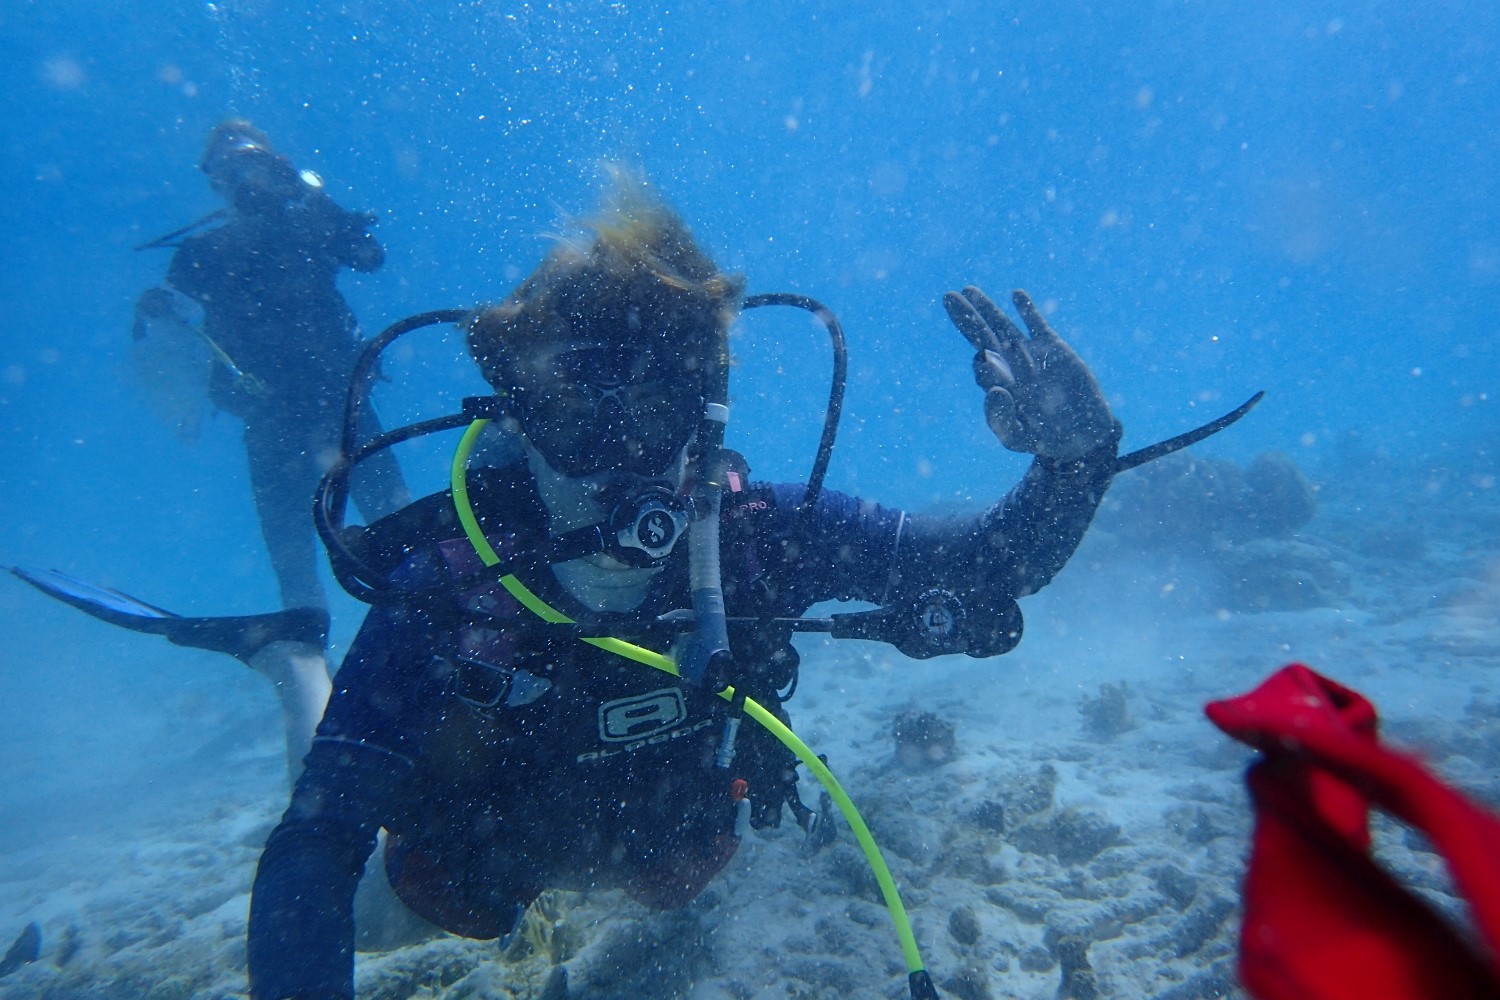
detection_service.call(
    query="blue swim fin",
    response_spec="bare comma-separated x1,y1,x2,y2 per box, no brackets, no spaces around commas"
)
8,566,327,663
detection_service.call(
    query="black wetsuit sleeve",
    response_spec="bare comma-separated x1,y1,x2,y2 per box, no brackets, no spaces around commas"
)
247,744,388,1000
247,597,434,1000
767,432,1117,604
297,192,384,273
890,431,1121,600
755,431,1117,658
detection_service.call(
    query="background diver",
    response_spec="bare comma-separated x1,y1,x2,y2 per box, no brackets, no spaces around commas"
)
126,118,412,775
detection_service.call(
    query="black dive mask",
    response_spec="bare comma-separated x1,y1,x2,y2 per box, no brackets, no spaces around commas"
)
510,344,702,478
206,142,306,214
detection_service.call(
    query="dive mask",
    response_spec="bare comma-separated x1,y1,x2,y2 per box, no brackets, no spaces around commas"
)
510,344,703,478
206,141,306,209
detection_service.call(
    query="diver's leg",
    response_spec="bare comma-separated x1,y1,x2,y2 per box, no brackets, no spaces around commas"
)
347,403,412,521
242,420,336,788
247,639,331,789
244,420,328,613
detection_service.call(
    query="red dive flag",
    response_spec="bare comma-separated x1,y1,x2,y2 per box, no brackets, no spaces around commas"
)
1205,664,1500,1000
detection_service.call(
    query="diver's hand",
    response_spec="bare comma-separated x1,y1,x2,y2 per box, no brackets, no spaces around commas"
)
135,287,177,320
944,286,1117,462
131,286,192,340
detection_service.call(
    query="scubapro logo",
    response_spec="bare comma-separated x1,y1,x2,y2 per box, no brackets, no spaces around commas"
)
638,510,674,548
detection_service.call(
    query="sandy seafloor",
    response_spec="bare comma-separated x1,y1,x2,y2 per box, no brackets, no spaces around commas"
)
1,448,1496,1000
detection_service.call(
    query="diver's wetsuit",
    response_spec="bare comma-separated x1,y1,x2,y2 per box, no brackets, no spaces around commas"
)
165,193,407,610
247,440,1117,1000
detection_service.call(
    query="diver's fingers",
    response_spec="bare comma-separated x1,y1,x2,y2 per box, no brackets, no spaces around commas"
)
943,290,1001,354
1012,289,1062,345
983,387,1027,449
964,286,1037,380
960,287,1025,347
974,349,1017,394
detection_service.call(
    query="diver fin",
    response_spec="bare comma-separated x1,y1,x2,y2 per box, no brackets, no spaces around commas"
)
162,608,329,663
8,567,328,664
9,566,178,629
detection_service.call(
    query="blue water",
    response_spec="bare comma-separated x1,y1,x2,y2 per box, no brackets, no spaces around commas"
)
0,0,1497,987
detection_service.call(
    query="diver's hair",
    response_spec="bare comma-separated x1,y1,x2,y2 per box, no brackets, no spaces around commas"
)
469,168,745,393
199,118,276,173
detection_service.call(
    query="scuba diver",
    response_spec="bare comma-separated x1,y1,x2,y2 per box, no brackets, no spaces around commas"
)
244,172,1126,1000
132,118,413,612
134,118,412,612
126,119,412,774
15,168,1259,997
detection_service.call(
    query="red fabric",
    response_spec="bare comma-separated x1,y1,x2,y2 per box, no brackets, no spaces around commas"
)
626,833,741,909
1205,664,1500,1000
383,831,538,939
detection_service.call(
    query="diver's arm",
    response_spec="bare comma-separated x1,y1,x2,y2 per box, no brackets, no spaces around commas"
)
248,743,391,1000
296,190,384,273
893,431,1118,598
891,284,1120,597
247,601,421,1000
770,285,1119,645
162,236,214,304
768,425,1113,610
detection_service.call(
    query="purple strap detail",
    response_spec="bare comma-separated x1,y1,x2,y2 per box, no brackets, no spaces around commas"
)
437,536,524,619
438,536,500,578
435,536,525,667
